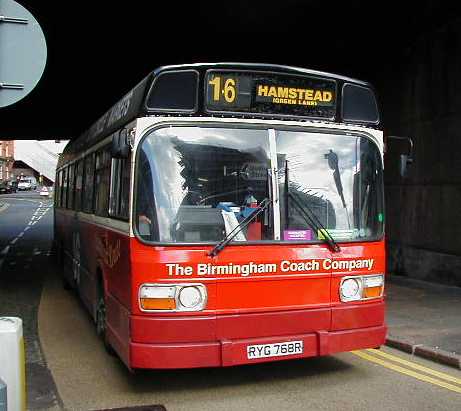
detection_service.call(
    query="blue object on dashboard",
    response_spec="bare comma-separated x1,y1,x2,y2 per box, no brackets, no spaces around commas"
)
241,206,257,219
216,202,236,212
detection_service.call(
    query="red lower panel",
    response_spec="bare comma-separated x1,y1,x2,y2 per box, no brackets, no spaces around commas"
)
331,301,385,331
126,301,386,368
131,303,384,345
131,341,221,369
106,293,131,367
216,308,330,340
129,325,387,369
327,326,387,355
131,307,331,343
131,315,217,343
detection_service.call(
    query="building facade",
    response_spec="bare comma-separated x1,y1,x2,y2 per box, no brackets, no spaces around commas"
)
0,140,69,186
0,141,14,183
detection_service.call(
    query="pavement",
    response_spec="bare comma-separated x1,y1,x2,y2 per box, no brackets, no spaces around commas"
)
385,274,461,369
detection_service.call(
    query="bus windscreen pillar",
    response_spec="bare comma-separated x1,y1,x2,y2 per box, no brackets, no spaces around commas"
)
0,318,26,411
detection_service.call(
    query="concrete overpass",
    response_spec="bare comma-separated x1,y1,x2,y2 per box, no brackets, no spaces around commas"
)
14,140,68,183
0,1,460,285
1,1,457,140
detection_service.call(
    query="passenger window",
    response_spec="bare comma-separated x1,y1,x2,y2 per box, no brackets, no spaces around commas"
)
74,160,83,211
109,154,131,219
119,156,131,219
82,153,95,213
55,170,62,207
67,164,75,209
61,168,68,208
94,147,111,217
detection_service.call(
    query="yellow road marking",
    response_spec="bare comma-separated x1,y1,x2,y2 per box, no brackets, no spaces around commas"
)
366,349,461,385
352,350,461,394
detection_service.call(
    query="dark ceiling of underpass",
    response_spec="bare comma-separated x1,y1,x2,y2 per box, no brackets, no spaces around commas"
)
1,0,460,140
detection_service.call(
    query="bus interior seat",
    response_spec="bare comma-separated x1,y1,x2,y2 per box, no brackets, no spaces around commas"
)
173,206,225,242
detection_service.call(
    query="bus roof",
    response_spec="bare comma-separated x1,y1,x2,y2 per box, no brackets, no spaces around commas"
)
63,63,381,156
155,63,372,86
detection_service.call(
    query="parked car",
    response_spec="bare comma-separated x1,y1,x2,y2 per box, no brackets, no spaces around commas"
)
18,180,32,190
0,181,17,194
18,178,37,190
39,186,50,197
0,182,9,194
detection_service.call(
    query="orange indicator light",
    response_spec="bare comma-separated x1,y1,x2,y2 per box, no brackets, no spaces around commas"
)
140,298,176,310
363,286,383,299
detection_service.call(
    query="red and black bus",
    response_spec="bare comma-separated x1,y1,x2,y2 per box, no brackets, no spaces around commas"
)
55,63,386,369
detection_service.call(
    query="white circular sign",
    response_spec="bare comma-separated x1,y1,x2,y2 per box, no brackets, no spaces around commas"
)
0,0,47,107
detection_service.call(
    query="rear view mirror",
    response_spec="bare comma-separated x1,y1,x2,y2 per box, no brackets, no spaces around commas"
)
111,129,131,158
387,136,414,177
400,154,413,177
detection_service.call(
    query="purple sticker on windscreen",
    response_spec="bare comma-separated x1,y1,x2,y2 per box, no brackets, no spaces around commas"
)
283,230,313,241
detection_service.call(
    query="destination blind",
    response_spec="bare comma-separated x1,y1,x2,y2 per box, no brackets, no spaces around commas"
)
205,70,337,119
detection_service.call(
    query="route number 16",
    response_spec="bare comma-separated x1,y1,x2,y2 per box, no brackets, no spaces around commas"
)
209,76,236,103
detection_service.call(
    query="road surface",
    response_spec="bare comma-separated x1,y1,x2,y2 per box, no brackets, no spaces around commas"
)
0,191,459,411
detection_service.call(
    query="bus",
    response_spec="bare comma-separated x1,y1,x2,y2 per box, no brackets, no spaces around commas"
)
54,63,386,370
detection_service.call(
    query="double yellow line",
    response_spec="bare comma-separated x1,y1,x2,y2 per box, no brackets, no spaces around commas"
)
352,349,461,394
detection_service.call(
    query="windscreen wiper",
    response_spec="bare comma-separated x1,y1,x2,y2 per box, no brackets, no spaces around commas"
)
209,198,271,257
288,191,340,252
284,161,340,253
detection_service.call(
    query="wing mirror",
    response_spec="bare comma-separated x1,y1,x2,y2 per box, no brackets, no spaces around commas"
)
111,129,131,158
386,136,414,177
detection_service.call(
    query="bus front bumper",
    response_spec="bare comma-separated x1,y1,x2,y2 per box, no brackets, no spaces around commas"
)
129,302,386,369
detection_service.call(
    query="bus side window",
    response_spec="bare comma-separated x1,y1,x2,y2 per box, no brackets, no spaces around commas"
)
67,164,75,210
94,147,111,217
74,160,83,211
82,153,95,214
119,156,131,219
61,167,68,208
109,154,131,220
55,170,62,207
109,158,121,217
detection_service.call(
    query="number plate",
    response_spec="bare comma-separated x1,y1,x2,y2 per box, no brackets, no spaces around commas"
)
247,340,304,359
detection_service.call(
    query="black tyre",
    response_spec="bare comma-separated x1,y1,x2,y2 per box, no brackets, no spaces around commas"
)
56,246,72,290
96,290,116,356
62,275,72,290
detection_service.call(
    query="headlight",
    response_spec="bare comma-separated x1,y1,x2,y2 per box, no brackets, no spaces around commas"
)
340,274,384,302
178,286,203,309
340,277,362,302
139,284,207,312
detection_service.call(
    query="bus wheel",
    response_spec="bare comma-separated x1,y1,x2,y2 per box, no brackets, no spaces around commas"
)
62,275,72,291
96,291,116,356
57,247,72,290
